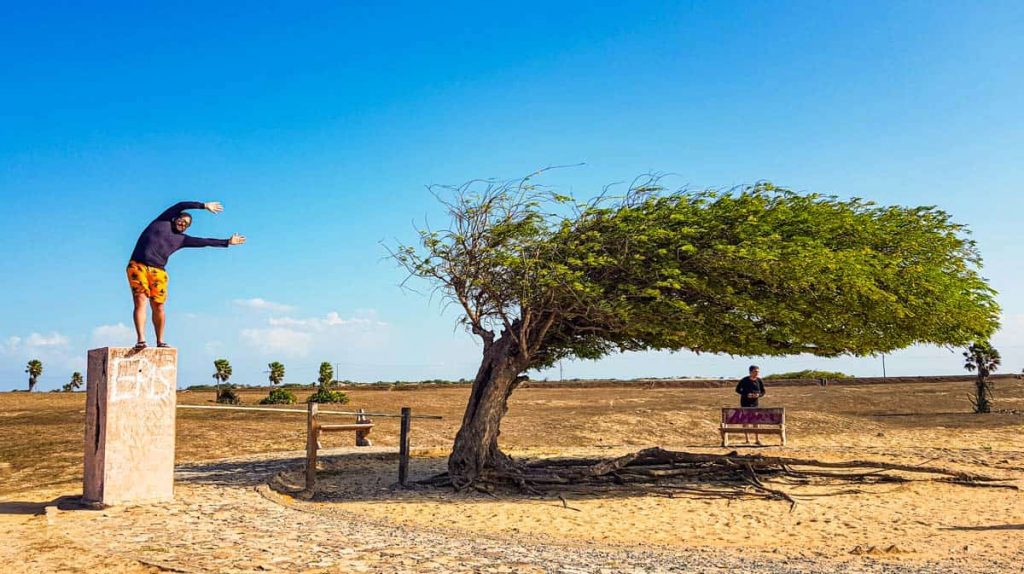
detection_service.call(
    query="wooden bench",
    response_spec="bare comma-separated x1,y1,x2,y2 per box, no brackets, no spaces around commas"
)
720,407,786,446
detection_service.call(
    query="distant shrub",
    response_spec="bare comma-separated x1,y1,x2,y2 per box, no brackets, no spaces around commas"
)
216,387,242,404
306,388,350,404
282,383,314,390
369,378,467,386
766,370,851,380
260,388,297,405
187,384,218,391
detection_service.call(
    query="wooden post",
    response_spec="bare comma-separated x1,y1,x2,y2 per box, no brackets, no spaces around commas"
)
398,406,411,486
355,408,372,446
306,402,319,491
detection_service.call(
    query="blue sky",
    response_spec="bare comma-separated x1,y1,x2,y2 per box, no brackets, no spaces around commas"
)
1,1,1022,390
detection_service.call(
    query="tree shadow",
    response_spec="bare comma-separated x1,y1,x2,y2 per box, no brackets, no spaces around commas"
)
942,524,1024,531
175,455,306,487
870,412,967,417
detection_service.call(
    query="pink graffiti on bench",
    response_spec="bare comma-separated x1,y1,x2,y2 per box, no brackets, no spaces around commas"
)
724,408,784,425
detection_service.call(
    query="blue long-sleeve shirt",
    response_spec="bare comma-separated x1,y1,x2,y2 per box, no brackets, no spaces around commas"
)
129,202,229,269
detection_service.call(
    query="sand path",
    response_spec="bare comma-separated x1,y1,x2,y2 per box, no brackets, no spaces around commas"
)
3,447,1020,574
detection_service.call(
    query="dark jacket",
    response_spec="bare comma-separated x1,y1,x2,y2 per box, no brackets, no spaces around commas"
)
129,202,229,269
735,376,766,407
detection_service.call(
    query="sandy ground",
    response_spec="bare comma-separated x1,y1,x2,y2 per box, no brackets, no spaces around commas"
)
2,380,1023,572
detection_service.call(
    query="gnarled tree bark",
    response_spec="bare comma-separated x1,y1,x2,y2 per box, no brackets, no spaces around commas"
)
448,335,529,488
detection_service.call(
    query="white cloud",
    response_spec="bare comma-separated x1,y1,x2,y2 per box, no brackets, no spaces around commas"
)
268,311,386,331
1,336,21,353
1,332,70,353
25,332,70,348
91,323,136,346
233,298,295,312
0,331,79,379
240,310,389,360
240,328,313,357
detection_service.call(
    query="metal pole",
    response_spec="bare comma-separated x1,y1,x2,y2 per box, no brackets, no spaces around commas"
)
882,354,887,379
398,407,411,487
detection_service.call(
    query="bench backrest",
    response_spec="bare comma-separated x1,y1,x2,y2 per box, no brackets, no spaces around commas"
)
721,407,785,426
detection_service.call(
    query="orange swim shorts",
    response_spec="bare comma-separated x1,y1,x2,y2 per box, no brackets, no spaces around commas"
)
126,260,169,303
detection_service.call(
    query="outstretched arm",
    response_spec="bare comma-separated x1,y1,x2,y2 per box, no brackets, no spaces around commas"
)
155,201,224,221
181,233,246,249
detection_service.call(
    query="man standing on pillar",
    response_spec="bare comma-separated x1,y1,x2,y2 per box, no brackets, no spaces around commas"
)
127,201,246,350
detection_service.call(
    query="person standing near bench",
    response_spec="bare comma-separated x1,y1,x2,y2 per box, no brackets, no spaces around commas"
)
127,201,246,349
735,365,767,444
735,365,766,407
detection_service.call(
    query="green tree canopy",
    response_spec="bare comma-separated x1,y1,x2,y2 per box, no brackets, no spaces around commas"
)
62,371,84,392
25,360,43,392
395,175,1000,486
213,359,232,384
24,360,43,390
317,362,334,388
268,361,285,386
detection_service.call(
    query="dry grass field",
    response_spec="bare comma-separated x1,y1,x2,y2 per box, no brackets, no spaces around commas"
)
2,378,1023,572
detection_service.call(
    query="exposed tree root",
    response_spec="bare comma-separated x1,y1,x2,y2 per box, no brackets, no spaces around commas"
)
419,447,1017,505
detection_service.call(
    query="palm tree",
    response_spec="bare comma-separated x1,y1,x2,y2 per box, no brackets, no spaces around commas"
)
964,341,1000,413
317,362,334,389
26,360,43,392
212,359,236,403
62,371,83,392
267,362,285,386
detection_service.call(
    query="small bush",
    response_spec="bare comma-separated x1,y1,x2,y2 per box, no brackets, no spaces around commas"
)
260,388,297,405
187,384,218,391
306,388,350,404
765,370,851,380
216,387,242,404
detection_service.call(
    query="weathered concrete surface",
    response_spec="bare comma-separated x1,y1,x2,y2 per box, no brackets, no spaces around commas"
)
83,347,177,505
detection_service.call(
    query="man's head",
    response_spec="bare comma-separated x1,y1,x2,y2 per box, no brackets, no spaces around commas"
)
172,213,192,233
749,365,760,378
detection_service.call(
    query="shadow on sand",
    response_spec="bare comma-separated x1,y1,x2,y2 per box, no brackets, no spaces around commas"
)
0,495,90,515
942,524,1024,531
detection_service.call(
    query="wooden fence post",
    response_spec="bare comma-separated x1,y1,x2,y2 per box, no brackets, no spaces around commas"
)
398,407,411,486
306,401,319,491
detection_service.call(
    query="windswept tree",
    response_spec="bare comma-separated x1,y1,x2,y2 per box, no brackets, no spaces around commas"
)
394,175,1000,488
25,360,43,392
964,341,1000,413
268,361,285,386
62,371,83,392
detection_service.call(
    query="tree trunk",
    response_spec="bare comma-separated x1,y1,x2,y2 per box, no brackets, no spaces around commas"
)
975,375,991,413
448,336,528,488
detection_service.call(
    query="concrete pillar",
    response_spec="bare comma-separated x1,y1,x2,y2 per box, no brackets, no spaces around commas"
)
83,347,177,505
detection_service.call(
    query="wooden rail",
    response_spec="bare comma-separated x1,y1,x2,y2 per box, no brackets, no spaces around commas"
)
175,403,441,491
176,404,441,419
305,404,430,491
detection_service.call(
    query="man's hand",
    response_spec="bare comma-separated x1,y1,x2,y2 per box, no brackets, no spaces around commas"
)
229,233,246,245
205,201,224,214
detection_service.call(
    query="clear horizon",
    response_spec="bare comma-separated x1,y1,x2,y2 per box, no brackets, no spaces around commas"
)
2,2,1022,391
